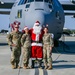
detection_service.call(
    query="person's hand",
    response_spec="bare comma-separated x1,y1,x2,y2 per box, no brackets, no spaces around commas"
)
50,47,52,55
50,47,52,50
11,44,16,47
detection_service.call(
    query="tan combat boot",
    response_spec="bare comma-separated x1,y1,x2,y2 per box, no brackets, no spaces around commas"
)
47,64,53,70
17,65,21,69
11,64,16,69
44,63,48,69
23,64,30,69
16,64,21,69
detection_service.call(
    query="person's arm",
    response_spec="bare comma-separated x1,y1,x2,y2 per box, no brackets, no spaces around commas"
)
7,33,13,46
21,34,26,46
49,34,54,53
50,34,54,47
7,33,16,47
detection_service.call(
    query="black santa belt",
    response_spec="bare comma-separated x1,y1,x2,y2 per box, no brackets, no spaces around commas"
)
31,40,42,43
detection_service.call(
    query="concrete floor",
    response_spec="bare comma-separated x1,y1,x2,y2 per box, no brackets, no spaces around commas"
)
0,34,75,75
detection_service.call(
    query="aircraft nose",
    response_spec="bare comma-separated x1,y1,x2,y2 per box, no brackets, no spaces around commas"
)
25,11,46,28
33,11,45,26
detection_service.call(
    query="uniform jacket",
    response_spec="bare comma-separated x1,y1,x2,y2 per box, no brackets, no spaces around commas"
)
43,33,54,47
21,33,31,48
7,31,22,47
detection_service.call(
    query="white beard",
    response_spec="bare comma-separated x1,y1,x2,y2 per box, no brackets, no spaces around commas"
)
33,25,42,34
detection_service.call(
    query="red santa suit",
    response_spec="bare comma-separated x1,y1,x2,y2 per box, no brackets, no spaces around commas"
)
29,21,43,60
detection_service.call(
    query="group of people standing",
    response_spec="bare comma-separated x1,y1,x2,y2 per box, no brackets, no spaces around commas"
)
7,20,54,70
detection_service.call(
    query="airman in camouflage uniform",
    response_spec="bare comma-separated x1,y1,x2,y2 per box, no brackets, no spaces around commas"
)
21,26,31,69
7,21,22,69
43,27,54,70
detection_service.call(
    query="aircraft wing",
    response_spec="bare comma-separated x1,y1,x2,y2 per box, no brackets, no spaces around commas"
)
0,9,11,15
59,0,75,10
59,0,75,16
0,3,13,9
0,0,14,15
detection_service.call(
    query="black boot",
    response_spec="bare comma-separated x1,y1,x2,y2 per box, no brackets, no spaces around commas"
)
31,60,34,68
16,61,19,68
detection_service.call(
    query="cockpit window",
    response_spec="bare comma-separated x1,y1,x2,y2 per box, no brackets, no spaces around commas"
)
35,0,43,2
49,5,52,9
25,4,30,8
18,0,52,5
56,11,60,20
18,0,25,5
45,0,48,2
49,0,52,3
27,0,34,3
18,0,34,5
44,0,52,3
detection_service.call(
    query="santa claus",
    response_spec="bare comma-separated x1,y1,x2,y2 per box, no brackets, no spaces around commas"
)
29,21,43,68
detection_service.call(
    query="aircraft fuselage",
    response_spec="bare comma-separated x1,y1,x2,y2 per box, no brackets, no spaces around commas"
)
10,0,65,40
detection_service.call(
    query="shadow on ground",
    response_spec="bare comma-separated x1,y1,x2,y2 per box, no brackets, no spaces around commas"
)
0,43,8,46
53,60,75,63
53,60,75,69
53,64,75,69
53,41,75,54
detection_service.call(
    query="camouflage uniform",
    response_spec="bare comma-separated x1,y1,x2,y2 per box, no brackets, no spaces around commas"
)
21,33,31,67
7,31,22,68
43,33,54,69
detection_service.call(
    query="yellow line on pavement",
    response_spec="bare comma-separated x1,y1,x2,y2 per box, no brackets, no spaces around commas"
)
39,68,43,75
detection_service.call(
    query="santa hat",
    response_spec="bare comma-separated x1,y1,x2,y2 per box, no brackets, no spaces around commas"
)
34,21,40,26
24,26,29,30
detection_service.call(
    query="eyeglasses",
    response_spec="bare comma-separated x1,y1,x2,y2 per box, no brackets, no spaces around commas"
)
36,25,39,26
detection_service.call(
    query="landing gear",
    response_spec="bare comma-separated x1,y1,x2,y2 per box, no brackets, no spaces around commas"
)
54,40,59,47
